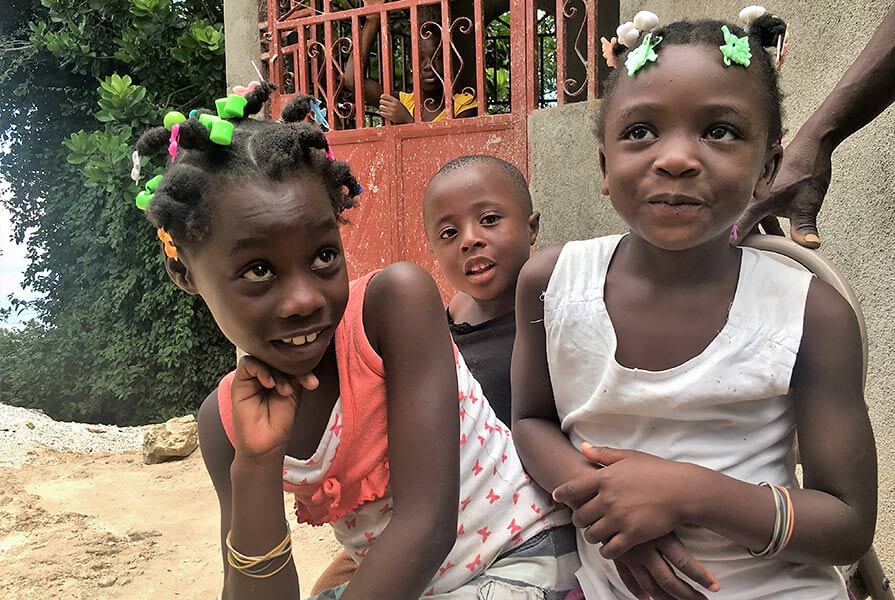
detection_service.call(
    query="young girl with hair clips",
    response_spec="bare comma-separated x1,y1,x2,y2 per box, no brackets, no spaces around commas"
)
513,8,877,600
135,83,577,600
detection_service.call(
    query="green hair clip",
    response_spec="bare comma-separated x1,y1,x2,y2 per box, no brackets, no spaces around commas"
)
719,25,752,67
625,32,662,76
215,94,248,119
135,174,164,211
198,113,235,146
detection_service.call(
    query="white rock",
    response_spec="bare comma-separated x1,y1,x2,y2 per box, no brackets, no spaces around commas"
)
633,11,659,32
142,415,198,464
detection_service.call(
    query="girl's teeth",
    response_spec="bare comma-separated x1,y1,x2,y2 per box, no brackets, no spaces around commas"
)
280,332,321,346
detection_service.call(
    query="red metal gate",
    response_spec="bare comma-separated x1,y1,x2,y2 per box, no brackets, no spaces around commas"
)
260,0,614,296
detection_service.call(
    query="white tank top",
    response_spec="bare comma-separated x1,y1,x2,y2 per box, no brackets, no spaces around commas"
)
544,235,846,599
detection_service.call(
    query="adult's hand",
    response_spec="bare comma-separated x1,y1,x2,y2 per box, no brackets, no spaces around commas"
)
735,129,831,248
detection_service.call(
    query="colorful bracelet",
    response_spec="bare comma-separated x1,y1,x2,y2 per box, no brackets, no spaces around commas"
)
748,482,795,559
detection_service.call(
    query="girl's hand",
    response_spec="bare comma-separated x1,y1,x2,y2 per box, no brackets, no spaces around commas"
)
553,444,700,559
614,533,720,600
230,356,318,463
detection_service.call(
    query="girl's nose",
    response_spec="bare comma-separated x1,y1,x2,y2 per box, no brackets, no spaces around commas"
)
652,138,702,178
276,275,326,319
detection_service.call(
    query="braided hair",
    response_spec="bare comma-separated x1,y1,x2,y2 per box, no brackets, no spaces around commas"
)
136,85,361,249
599,14,788,144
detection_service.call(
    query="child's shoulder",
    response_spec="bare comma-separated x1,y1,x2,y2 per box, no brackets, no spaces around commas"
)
520,235,623,295
363,262,439,305
802,274,861,348
361,262,445,346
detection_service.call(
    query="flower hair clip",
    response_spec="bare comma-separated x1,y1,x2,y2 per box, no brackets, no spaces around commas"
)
601,36,620,69
626,32,662,76
720,25,752,67
601,11,661,75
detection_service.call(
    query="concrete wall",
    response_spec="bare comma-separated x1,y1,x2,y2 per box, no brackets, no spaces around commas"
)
530,0,895,575
223,0,261,90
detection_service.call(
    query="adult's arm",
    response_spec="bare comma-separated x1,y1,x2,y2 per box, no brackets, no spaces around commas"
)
736,5,895,247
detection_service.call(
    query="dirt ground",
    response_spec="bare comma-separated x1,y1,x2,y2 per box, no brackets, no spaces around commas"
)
0,448,342,599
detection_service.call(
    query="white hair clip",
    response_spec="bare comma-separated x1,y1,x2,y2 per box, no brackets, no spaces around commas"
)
616,11,659,48
738,5,767,32
131,150,141,185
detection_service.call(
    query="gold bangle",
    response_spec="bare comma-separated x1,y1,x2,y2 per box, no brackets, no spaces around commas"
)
226,522,293,578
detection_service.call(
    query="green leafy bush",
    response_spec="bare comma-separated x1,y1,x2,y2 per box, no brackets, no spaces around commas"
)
0,0,233,425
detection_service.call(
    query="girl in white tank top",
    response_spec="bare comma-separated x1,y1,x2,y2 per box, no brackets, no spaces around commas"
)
512,12,876,600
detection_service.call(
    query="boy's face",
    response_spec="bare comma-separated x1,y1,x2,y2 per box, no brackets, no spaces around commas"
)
424,162,539,304
169,175,349,377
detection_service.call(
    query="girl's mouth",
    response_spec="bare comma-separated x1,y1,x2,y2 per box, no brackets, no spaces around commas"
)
271,327,329,359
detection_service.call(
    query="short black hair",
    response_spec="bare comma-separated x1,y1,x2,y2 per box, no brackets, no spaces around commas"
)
135,86,360,249
599,15,787,144
426,155,533,214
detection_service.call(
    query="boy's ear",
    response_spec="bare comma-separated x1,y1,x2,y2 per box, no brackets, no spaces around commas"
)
598,144,610,196
528,211,541,246
165,255,199,295
753,143,784,202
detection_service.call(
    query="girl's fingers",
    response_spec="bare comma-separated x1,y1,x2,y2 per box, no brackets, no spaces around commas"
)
629,564,658,600
272,372,295,398
237,356,276,389
553,473,601,508
570,497,604,529
616,562,649,600
656,535,720,593
583,517,615,545
640,551,706,600
599,531,634,558
297,372,319,391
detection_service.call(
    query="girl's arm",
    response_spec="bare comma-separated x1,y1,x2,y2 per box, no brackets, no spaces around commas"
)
197,361,304,600
512,246,598,488
338,263,459,600
513,248,719,600
690,278,876,564
558,278,877,566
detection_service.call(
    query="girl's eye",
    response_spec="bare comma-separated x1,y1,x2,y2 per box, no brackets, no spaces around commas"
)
481,214,500,225
311,247,340,270
706,125,738,141
242,263,274,282
439,227,458,240
623,125,657,141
